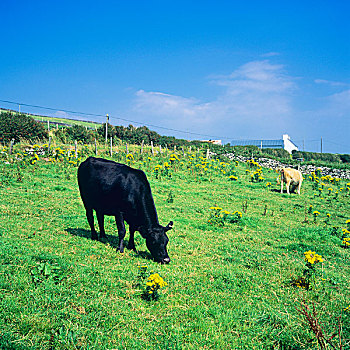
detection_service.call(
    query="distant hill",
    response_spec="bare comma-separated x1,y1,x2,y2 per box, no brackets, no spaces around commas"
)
0,108,100,129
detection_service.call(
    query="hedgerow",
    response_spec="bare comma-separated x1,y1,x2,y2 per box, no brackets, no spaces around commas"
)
0,111,48,143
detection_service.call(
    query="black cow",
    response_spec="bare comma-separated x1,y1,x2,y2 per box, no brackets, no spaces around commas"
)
77,157,173,263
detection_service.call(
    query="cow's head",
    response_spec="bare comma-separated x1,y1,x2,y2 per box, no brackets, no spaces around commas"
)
146,221,173,264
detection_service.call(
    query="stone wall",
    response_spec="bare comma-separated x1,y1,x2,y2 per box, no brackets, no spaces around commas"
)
222,153,350,180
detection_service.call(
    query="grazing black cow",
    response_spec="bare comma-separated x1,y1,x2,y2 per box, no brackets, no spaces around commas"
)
77,157,173,263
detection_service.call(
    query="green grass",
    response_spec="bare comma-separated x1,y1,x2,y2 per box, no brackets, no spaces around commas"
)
33,115,100,129
0,109,100,129
0,148,349,349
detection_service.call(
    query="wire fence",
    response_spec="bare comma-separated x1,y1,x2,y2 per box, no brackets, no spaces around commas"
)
1,99,348,154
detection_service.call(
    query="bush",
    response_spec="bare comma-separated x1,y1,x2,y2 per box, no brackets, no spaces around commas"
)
262,148,290,159
340,154,350,163
0,112,48,144
65,125,95,143
231,145,259,157
97,123,115,142
292,150,342,163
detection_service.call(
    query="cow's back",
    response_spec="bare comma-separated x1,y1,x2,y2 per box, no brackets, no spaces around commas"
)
281,168,302,183
78,157,151,216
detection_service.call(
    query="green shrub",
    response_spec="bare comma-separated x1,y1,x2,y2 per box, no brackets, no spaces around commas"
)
292,150,342,163
262,147,290,159
97,123,115,142
0,112,48,144
340,154,350,163
65,124,95,143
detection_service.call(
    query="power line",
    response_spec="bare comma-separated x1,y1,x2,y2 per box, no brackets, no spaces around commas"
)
1,99,348,151
0,98,232,140
0,99,105,118
324,139,348,149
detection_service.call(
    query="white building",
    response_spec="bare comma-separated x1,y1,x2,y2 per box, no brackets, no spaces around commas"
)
282,134,299,154
230,134,299,154
202,140,222,145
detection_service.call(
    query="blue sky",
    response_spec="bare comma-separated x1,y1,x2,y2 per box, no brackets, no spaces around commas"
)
1,0,349,153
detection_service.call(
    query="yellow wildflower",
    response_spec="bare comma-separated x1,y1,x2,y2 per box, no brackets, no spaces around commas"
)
304,250,324,264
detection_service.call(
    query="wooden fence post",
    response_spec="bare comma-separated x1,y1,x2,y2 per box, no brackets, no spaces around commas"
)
47,120,50,132
182,147,185,157
151,141,154,155
110,137,113,156
141,140,144,154
159,144,162,154
9,139,15,155
206,148,210,159
48,137,51,155
95,138,97,156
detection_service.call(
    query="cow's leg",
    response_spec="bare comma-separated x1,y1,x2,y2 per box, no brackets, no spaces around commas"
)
96,211,106,239
297,179,302,195
86,208,98,240
127,227,136,251
280,179,284,193
115,212,126,253
286,180,291,194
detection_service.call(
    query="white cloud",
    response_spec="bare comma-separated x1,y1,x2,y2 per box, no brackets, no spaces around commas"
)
54,111,69,118
215,60,295,93
135,90,210,118
261,52,281,57
314,79,348,87
133,60,296,139
323,89,350,117
130,60,349,152
290,88,350,152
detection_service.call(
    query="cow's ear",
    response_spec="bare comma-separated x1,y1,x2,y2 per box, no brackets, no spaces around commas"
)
164,221,173,232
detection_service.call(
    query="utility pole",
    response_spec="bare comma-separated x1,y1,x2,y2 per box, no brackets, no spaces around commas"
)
105,114,109,143
321,137,323,154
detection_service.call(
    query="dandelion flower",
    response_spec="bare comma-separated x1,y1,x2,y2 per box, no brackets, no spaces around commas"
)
304,250,323,264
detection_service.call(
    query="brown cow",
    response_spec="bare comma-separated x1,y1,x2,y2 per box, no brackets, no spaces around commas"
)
278,168,303,195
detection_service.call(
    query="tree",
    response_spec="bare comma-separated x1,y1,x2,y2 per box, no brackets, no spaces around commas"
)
97,123,115,142
0,111,48,143
65,124,94,143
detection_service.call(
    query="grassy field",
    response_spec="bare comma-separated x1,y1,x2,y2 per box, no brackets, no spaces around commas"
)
0,109,100,129
32,115,100,129
0,144,349,349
